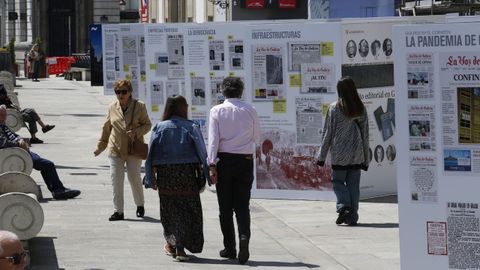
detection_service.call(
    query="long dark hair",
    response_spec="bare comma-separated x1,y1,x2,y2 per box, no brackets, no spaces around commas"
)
336,77,365,118
162,95,188,121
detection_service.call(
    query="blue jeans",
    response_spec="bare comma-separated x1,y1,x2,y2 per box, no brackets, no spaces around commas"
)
32,60,40,80
332,169,361,223
30,151,65,193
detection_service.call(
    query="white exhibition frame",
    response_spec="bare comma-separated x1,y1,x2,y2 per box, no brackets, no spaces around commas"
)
395,21,480,270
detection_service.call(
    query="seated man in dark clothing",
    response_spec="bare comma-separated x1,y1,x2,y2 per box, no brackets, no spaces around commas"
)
0,83,55,144
0,105,80,200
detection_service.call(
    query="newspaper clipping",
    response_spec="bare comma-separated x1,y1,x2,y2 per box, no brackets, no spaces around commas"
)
191,111,208,141
191,76,206,105
295,97,323,144
167,34,185,78
409,105,436,151
210,76,224,105
409,156,437,203
439,52,480,174
229,39,244,70
209,40,225,71
447,201,480,269
407,53,434,99
122,35,138,68
252,44,286,101
150,81,164,112
288,42,322,72
427,221,447,255
154,53,169,77
300,63,335,94
165,80,185,98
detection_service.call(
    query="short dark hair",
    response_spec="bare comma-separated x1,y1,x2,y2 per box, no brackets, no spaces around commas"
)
222,77,244,99
162,95,188,121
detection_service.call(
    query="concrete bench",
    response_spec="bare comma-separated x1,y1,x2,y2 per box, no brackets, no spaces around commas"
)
0,147,33,175
0,71,15,85
0,172,40,198
0,192,44,240
5,108,26,132
0,77,14,92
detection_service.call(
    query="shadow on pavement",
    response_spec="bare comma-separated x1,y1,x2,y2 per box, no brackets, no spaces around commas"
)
361,195,397,204
29,237,65,270
351,222,398,228
124,216,161,223
190,257,320,267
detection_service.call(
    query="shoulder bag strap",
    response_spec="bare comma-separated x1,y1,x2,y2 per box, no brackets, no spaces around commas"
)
129,99,137,129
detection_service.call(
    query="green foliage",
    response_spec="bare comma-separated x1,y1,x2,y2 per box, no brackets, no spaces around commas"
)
7,38,15,65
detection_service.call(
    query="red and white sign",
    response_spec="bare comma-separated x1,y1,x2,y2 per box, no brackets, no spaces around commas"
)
278,0,296,8
246,0,265,8
140,0,148,23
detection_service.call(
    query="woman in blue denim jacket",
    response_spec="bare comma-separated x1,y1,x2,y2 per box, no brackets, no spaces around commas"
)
144,95,210,262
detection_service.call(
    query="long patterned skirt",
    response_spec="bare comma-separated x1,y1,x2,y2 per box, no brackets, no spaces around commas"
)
156,163,204,253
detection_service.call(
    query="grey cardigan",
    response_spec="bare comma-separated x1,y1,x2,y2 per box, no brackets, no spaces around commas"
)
317,102,370,169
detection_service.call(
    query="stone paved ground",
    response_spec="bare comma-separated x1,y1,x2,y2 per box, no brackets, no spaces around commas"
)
14,77,399,270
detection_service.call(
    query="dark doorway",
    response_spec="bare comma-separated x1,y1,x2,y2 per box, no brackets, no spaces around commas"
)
48,0,76,56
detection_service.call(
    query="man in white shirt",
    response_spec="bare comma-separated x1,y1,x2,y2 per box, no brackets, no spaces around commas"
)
208,77,260,265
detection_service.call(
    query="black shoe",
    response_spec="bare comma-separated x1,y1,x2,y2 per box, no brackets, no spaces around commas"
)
335,207,351,225
219,248,237,259
52,188,81,200
136,206,145,217
109,212,124,221
42,125,55,133
238,236,249,264
30,137,44,144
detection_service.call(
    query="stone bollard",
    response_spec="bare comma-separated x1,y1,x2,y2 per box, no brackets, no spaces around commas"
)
0,172,40,198
0,192,44,240
0,147,33,174
5,108,25,132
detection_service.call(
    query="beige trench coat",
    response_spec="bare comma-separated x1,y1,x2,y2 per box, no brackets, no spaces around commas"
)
96,98,152,160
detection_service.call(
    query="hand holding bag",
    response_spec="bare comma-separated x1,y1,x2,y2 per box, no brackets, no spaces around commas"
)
128,100,148,160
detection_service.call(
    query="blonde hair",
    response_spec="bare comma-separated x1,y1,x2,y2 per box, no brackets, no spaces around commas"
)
113,79,132,92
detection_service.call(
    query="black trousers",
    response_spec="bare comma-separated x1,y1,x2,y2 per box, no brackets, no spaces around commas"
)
216,152,254,250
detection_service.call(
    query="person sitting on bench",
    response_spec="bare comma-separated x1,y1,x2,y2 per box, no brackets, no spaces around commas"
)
0,105,80,200
0,84,54,144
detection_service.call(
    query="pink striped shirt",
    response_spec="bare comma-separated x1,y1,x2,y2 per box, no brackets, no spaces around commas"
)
208,98,260,164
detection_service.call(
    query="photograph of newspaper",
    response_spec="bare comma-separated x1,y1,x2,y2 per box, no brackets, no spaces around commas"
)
300,63,335,94
407,53,434,99
138,36,145,57
409,156,437,203
443,149,471,172
210,76,225,105
122,36,137,68
255,128,333,191
129,66,139,99
209,40,225,71
165,80,185,98
229,39,244,70
150,81,165,112
252,44,286,101
447,201,480,269
408,105,436,151
288,42,322,72
191,76,206,105
426,221,447,255
154,53,168,77
191,111,208,141
167,34,185,79
295,97,323,144
102,25,120,95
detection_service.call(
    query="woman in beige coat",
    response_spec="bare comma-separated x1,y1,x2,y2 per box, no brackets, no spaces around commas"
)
94,79,152,221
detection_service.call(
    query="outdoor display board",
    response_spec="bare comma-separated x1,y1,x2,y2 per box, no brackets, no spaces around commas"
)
246,22,341,200
103,19,421,201
341,20,398,198
394,22,480,270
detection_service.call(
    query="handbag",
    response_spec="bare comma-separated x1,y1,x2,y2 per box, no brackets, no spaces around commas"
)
128,100,148,160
